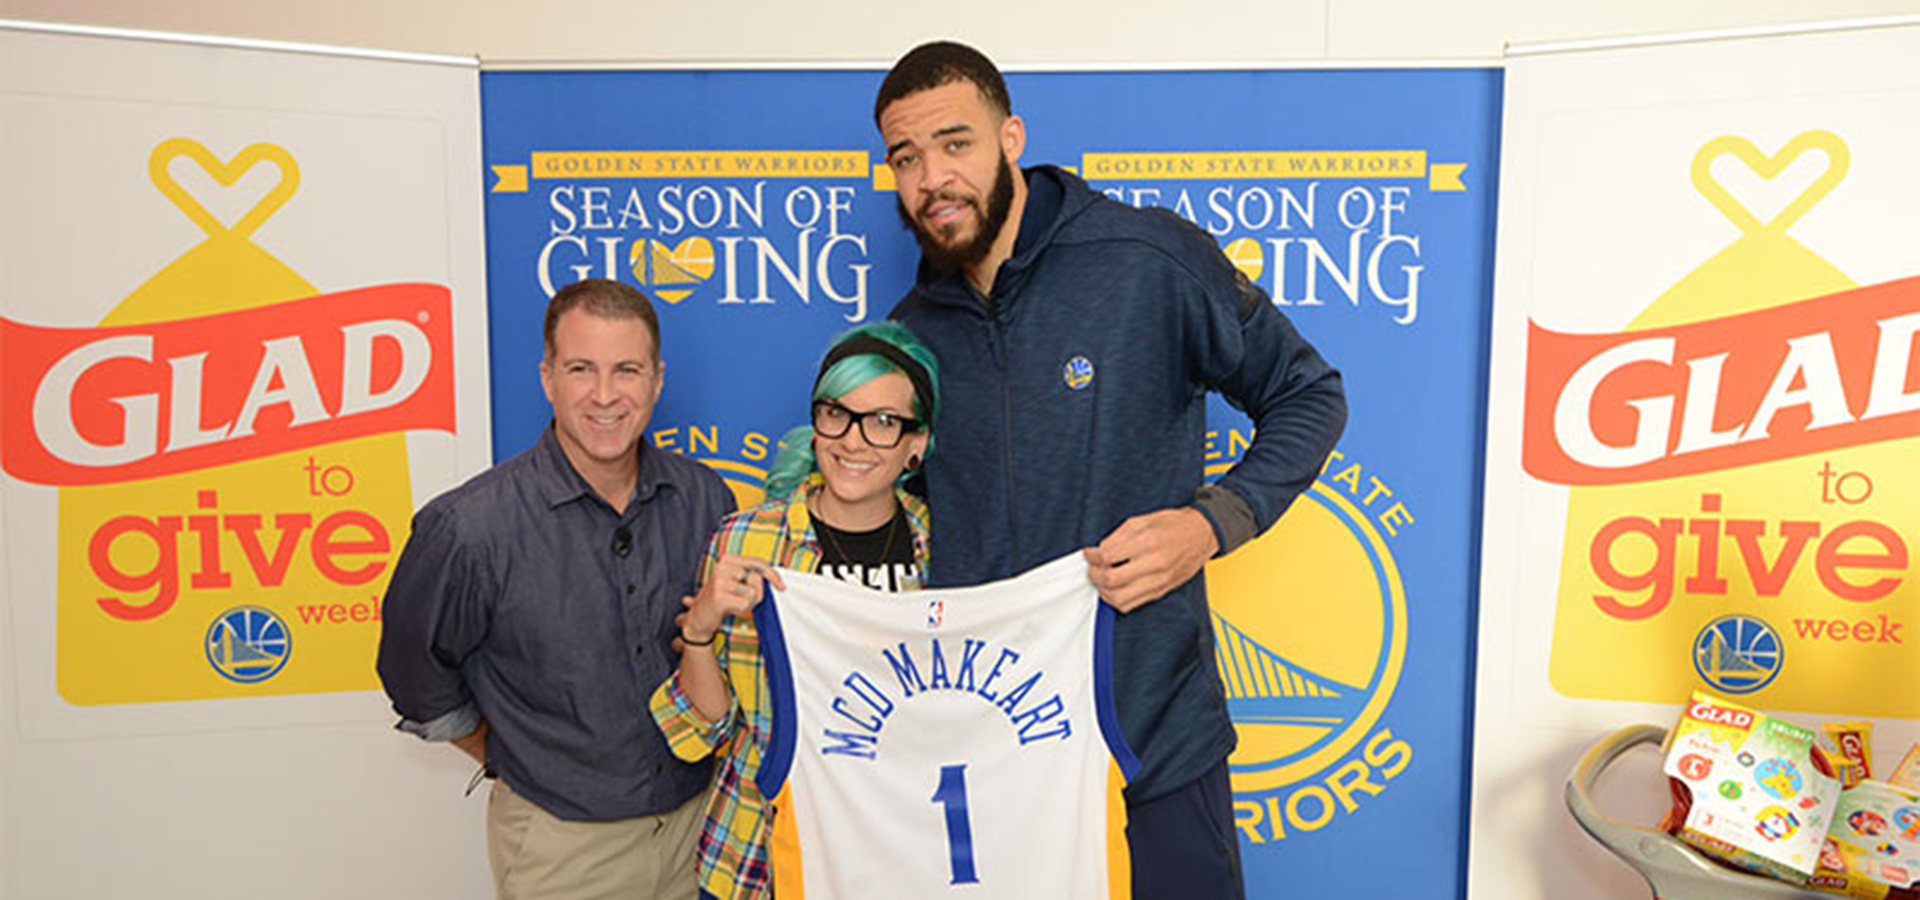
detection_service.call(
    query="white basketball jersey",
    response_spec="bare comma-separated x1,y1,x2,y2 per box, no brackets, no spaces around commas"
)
755,552,1137,900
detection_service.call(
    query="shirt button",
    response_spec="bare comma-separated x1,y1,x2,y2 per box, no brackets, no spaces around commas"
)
626,584,636,595
635,643,645,655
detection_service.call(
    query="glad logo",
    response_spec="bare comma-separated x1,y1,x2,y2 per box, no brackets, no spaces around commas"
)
1686,699,1756,729
1523,278,1920,486
2,284,455,486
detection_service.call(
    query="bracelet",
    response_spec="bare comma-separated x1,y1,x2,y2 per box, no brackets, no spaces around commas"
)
680,628,717,647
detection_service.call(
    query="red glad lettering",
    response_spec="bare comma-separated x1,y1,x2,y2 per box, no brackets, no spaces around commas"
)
1590,494,1909,621
1727,519,1820,596
311,510,390,585
1685,702,1753,729
1816,521,1908,602
86,490,393,621
294,597,381,626
226,513,314,586
1589,515,1681,620
1522,280,1920,486
0,284,455,486
88,515,183,621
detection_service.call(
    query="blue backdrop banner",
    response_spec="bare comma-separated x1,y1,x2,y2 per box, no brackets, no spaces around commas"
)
481,65,1501,899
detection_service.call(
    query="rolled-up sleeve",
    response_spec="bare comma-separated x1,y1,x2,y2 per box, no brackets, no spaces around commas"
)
377,503,492,740
648,655,737,761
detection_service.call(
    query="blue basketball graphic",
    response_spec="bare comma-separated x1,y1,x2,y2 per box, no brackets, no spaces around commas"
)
1693,614,1783,694
206,606,292,684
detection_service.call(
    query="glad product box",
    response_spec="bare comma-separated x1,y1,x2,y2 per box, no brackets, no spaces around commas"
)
1826,781,1920,890
1663,692,1843,883
1892,745,1920,791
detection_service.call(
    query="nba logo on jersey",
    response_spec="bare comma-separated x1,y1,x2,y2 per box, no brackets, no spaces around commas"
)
755,553,1138,899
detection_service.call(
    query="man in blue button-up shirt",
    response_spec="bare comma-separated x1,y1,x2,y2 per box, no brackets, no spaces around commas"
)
378,278,735,900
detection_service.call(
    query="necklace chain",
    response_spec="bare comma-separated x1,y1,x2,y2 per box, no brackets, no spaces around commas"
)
816,505,901,567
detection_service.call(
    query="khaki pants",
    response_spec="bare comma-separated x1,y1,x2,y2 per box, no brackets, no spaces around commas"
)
487,780,703,900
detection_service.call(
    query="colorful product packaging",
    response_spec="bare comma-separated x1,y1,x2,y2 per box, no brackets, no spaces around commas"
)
1891,745,1920,792
1825,781,1920,890
1811,836,1894,898
1830,722,1878,789
1663,692,1844,883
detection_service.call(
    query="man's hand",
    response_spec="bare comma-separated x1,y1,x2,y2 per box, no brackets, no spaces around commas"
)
452,720,488,765
1084,507,1220,612
676,556,785,650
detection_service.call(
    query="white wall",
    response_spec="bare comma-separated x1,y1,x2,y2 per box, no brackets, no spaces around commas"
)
5,0,1920,63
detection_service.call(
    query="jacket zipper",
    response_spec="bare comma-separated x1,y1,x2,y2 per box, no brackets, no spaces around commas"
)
977,287,1021,562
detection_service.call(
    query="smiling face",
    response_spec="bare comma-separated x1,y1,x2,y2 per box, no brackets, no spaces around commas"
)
880,80,1025,278
540,308,663,501
812,371,926,528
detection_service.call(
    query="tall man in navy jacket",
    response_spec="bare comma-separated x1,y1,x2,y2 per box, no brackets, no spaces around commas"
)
878,41,1347,898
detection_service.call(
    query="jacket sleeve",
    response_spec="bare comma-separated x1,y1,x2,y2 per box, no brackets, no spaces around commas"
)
1180,229,1348,553
375,503,493,739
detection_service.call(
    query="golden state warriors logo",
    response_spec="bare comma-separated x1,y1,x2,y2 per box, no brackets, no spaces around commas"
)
1223,238,1265,284
628,237,714,305
651,422,777,511
206,606,291,684
1062,356,1094,391
1694,614,1784,695
1205,446,1415,842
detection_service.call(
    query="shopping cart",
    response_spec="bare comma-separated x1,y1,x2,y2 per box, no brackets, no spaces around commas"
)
1566,723,1835,899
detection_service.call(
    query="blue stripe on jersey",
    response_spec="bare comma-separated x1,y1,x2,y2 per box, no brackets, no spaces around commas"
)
754,582,798,799
1094,603,1142,780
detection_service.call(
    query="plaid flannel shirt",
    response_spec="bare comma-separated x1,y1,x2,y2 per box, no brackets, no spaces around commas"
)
649,475,930,900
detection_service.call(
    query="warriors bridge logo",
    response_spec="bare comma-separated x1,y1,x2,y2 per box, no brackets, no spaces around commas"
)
1527,131,1919,718
1205,439,1416,844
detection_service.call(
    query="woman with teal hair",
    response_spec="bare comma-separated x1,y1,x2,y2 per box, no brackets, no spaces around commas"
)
649,321,938,900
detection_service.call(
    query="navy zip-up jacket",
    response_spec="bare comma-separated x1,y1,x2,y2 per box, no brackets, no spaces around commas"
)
890,166,1347,802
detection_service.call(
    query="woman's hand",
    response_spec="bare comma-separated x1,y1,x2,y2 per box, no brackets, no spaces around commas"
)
675,556,787,649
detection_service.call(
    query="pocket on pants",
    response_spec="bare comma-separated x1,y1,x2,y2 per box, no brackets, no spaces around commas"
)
488,781,554,893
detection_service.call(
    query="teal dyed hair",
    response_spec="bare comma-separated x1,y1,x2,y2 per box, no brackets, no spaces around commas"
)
762,321,939,501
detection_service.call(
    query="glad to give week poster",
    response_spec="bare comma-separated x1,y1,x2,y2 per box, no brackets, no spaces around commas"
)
483,66,1500,898
1469,21,1920,900
0,26,492,736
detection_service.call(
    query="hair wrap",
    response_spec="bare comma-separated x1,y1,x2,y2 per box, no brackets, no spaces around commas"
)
817,334,937,422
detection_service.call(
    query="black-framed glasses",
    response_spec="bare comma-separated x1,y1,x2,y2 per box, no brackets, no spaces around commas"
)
812,400,923,448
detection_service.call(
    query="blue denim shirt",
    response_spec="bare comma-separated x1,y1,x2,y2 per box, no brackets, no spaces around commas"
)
377,426,735,821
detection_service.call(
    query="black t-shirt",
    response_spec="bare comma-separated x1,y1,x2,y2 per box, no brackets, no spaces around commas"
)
813,507,919,593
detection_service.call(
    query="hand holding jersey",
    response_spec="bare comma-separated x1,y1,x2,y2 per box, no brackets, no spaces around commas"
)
678,556,785,647
1083,507,1222,612
755,553,1137,900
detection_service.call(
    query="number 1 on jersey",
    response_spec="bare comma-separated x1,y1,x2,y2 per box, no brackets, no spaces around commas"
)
931,763,980,884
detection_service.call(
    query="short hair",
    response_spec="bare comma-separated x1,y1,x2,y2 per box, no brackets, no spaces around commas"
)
874,40,1011,126
543,278,661,360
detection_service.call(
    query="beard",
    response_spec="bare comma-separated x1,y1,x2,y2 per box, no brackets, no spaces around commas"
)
895,152,1016,277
